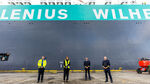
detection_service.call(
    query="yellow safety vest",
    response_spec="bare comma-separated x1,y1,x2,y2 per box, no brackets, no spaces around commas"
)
64,60,70,69
38,59,47,68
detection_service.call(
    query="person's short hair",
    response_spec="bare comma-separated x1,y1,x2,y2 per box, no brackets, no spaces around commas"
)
66,56,69,59
104,56,108,59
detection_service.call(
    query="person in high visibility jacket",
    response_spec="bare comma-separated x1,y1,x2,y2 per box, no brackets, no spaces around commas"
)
63,56,70,82
37,56,47,83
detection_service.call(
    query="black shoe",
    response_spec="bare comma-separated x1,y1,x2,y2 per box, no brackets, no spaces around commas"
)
105,81,108,82
37,81,39,83
111,81,113,83
66,80,68,82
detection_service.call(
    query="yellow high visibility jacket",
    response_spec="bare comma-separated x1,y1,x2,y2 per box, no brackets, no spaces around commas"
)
64,59,70,69
38,59,47,68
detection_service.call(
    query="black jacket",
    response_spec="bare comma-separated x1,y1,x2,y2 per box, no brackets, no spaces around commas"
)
84,60,90,69
102,60,110,69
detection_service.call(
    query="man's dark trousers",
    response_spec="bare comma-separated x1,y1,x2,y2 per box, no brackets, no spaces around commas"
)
85,68,91,80
104,69,113,82
64,68,69,81
38,68,45,82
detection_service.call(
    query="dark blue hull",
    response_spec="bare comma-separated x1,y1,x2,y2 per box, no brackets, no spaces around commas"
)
0,21,149,70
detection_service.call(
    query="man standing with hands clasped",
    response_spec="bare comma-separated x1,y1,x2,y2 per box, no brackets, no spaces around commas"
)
84,57,91,80
102,56,113,83
37,56,47,83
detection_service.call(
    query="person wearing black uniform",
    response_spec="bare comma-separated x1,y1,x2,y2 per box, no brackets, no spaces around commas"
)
84,57,91,80
64,56,70,82
102,56,113,83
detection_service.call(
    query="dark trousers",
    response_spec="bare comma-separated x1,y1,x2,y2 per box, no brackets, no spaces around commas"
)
38,68,45,82
64,68,70,81
85,68,91,80
104,69,113,82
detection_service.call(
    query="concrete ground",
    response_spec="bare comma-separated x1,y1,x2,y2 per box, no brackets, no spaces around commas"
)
0,71,150,84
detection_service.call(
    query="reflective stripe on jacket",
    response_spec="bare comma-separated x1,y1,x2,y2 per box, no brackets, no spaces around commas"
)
64,60,70,69
38,59,47,68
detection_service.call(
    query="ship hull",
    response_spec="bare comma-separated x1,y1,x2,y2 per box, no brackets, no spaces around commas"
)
0,21,149,70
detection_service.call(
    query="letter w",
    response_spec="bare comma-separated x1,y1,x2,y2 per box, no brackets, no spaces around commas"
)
93,9,108,19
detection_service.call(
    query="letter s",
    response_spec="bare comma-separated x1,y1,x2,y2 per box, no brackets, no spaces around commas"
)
58,9,68,19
